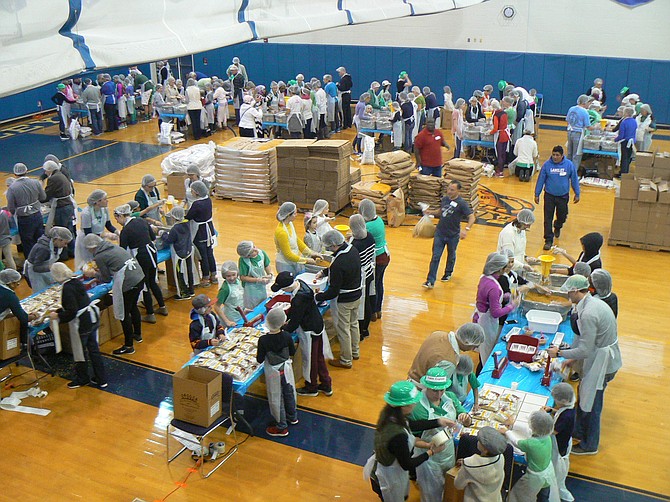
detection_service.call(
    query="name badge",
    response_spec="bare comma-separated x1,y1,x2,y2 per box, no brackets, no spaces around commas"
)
435,135,441,141
450,201,458,207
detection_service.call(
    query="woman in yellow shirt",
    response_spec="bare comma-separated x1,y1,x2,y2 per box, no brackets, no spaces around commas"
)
274,202,321,275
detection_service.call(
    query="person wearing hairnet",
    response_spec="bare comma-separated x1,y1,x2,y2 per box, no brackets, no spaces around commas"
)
274,202,320,275
303,213,323,253
184,165,210,207
214,261,245,327
590,269,617,317
256,307,297,437
473,253,520,366
51,82,77,140
552,231,603,275
408,367,472,502
448,355,481,410
185,180,218,287
237,240,273,310
134,174,165,224
489,100,510,177
454,427,508,501
115,204,168,323
548,275,622,455
615,106,637,176
6,163,47,260
184,78,203,140
188,294,225,356
0,269,38,345
49,263,107,389
363,380,450,502
43,160,76,260
635,103,655,151
315,230,362,368
408,323,485,384
565,94,595,171
511,129,539,181
500,411,558,501
543,383,576,502
24,226,72,293
497,209,539,273
160,206,196,300
229,66,245,123
311,199,335,238
0,207,15,271
450,98,466,158
74,189,117,270
358,199,389,320
349,214,376,340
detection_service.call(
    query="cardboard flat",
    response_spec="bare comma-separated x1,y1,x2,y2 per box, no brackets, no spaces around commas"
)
172,366,223,428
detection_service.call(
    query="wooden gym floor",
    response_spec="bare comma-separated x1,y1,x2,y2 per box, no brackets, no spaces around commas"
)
0,113,668,501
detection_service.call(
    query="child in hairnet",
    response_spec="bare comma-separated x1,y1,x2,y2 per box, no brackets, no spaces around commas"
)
160,206,195,300
544,383,576,502
236,240,273,310
303,212,323,254
189,294,226,355
256,307,297,437
454,426,507,500
214,261,246,327
448,355,481,411
311,199,334,238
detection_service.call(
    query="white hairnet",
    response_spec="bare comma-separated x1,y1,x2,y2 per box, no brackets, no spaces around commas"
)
517,209,536,225
0,269,22,284
190,181,208,197
477,427,508,455
502,96,514,106
529,410,554,436
456,354,474,375
49,226,73,242
141,174,156,186
236,241,254,258
186,164,200,176
276,202,297,222
43,160,60,173
561,274,590,292
622,106,635,117
83,233,103,249
483,253,508,275
349,214,367,240
265,307,287,331
191,294,210,310
639,103,652,114
500,248,515,259
590,269,612,297
573,262,592,277
169,206,185,221
483,84,493,92
577,94,590,105
220,261,238,275
87,189,107,206
114,204,131,216
322,230,345,248
312,199,329,217
551,382,575,406
594,78,603,85
491,101,501,110
455,323,485,347
358,199,377,221
50,262,75,283
13,163,28,175
44,154,61,165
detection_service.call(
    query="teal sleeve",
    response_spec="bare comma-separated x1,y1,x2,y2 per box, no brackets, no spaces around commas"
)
445,391,467,415
468,372,481,390
262,249,271,267
217,282,230,304
238,258,250,277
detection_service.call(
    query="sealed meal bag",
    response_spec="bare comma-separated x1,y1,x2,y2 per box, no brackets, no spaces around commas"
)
412,214,435,238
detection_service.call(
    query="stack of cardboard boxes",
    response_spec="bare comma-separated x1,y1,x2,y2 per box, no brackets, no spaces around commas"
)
214,140,279,203
610,151,670,248
276,139,357,211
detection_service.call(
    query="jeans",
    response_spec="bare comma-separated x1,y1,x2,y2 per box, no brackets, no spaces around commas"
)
574,372,616,451
104,103,118,131
194,240,217,278
620,144,633,175
53,203,76,259
73,329,107,385
277,372,297,430
427,232,460,284
17,212,44,260
420,165,442,177
121,283,143,347
89,108,103,135
136,253,165,314
335,298,361,365
542,192,569,243
188,109,202,140
404,120,414,152
305,333,332,391
373,259,389,314
567,131,583,170
495,141,508,173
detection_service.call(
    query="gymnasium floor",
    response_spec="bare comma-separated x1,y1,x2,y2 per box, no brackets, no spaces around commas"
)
0,112,668,501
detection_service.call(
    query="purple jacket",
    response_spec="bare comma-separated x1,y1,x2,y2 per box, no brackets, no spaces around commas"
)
475,275,515,318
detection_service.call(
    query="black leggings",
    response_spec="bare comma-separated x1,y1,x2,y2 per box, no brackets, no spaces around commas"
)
137,253,165,314
194,240,217,278
121,283,143,347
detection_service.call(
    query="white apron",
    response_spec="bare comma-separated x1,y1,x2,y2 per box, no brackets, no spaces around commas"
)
615,138,635,167
415,393,458,502
264,359,296,422
392,120,404,148
188,205,217,248
326,95,336,123
68,300,101,362
74,207,109,270
117,94,128,118
24,240,60,293
192,312,217,356
275,223,305,275
170,244,200,297
46,194,77,231
141,188,162,222
578,339,618,413
551,406,575,502
130,241,157,294
449,373,470,403
475,276,504,366
363,430,415,502
223,280,245,324
296,327,333,384
508,459,560,502
111,258,139,321
242,252,269,310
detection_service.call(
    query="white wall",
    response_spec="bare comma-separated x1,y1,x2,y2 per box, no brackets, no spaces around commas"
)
269,0,670,61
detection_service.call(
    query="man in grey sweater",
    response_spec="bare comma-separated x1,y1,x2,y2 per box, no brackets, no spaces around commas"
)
44,160,76,260
6,163,47,259
81,78,103,135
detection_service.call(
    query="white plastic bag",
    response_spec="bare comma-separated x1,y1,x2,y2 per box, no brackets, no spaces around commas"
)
158,121,174,145
361,135,375,165
68,118,80,140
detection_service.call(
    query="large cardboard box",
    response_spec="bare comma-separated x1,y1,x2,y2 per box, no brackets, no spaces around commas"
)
609,221,629,241
172,366,223,427
645,226,665,246
635,151,655,168
653,166,670,181
630,201,651,223
166,173,188,200
0,317,20,360
654,152,670,170
636,166,654,179
612,198,632,221
628,229,647,243
658,181,670,204
619,174,638,200
443,466,465,502
637,182,658,203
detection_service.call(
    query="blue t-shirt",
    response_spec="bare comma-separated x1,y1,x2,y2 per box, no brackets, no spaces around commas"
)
325,81,338,98
566,106,590,133
436,196,472,237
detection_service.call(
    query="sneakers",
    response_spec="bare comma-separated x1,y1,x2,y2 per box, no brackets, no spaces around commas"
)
142,314,157,324
59,133,69,141
288,418,299,425
571,446,598,456
113,346,135,355
441,274,451,282
352,354,360,360
90,377,108,388
67,381,86,389
543,242,553,251
422,281,434,289
569,372,581,382
554,226,561,239
174,293,193,301
134,334,143,343
328,360,352,369
296,387,319,397
266,426,289,437
199,280,211,288
318,385,333,397
210,274,219,284
157,306,169,316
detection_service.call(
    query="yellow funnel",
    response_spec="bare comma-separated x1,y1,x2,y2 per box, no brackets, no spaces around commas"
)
539,254,555,278
334,224,350,234
600,119,608,129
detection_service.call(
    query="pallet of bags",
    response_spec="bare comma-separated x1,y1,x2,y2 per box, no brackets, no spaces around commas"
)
375,150,415,194
409,174,445,212
350,181,392,219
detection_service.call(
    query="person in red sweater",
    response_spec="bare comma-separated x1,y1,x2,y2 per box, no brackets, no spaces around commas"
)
491,101,511,177
414,117,450,178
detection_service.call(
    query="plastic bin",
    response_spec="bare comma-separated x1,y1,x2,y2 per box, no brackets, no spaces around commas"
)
360,119,376,129
507,334,539,363
526,309,562,333
296,272,328,292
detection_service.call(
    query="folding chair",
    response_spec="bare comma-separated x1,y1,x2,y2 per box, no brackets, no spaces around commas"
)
166,373,239,478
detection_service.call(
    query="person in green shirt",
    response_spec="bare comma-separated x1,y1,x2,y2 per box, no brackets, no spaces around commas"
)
236,240,273,310
448,354,481,410
588,103,603,126
368,81,382,109
214,261,245,327
358,198,389,320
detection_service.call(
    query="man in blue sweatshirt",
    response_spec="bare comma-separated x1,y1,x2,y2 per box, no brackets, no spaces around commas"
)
535,146,580,250
614,107,637,177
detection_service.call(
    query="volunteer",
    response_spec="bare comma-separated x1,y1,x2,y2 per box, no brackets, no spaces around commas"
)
184,165,209,207
74,189,117,270
215,261,245,327
50,83,77,140
101,74,118,132
407,323,485,383
546,383,576,502
6,162,47,259
43,160,76,260
635,104,655,151
453,427,508,501
49,263,107,389
565,95,593,171
359,199,389,321
363,381,450,502
134,174,165,223
409,367,472,502
590,269,618,317
587,78,606,104
0,269,38,345
115,204,168,324
311,199,334,238
349,214,376,340
473,253,520,366
185,78,203,140
414,117,450,178
185,180,218,287
24,226,72,293
323,74,339,132
236,240,273,310
614,106,637,176
548,275,622,455
336,66,353,129
396,71,412,100
274,202,320,275
490,100,510,177
512,129,539,181
496,209,539,273
160,206,196,300
238,94,263,138
552,231,603,275
80,78,103,135
188,294,225,356
83,234,145,355
451,98,466,158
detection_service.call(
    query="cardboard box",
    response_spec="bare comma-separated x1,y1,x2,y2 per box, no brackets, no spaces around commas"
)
619,174,638,200
441,110,453,131
636,166,654,178
654,152,670,170
635,151,655,168
166,173,188,200
612,198,632,221
659,191,670,205
630,201,652,223
609,222,629,241
638,186,658,203
172,366,223,427
627,229,647,243
443,466,465,502
0,317,20,360
653,166,670,181
646,229,665,246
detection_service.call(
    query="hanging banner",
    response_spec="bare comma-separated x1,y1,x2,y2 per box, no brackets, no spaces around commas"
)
612,0,653,6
